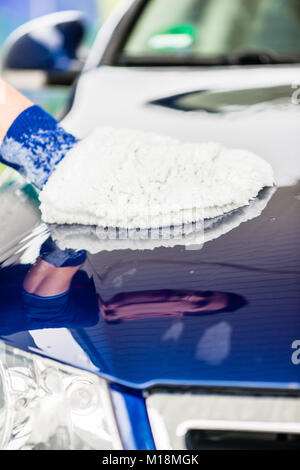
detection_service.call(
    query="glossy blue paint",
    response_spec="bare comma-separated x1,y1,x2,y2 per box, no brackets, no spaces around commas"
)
0,181,299,392
110,384,155,450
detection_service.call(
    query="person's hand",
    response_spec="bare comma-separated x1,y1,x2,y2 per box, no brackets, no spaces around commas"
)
0,78,76,189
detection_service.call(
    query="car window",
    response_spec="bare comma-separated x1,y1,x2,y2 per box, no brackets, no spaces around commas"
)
119,0,300,64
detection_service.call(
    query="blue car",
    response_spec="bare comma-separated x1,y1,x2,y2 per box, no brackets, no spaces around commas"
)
0,0,300,450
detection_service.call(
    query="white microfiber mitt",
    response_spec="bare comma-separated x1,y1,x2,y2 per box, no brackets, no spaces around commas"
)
39,126,274,229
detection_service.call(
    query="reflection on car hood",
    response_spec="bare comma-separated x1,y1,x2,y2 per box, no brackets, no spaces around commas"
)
0,177,299,391
47,187,274,253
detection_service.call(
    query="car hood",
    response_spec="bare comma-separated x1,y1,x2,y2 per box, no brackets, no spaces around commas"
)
69,181,300,391
0,65,300,391
0,179,299,391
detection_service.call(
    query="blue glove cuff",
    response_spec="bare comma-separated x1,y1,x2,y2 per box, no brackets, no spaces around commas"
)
40,237,87,268
0,105,76,189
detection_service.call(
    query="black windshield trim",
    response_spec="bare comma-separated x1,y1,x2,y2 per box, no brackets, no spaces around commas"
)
101,0,148,66
116,54,300,67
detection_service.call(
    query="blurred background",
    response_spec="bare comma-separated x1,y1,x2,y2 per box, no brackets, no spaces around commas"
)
0,0,119,48
0,0,119,114
2,0,300,119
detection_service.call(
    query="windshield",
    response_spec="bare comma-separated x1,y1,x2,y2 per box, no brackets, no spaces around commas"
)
119,0,300,65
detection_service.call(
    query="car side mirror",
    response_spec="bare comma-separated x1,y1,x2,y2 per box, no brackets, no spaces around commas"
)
2,10,87,85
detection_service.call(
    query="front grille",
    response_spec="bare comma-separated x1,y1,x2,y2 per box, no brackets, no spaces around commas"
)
185,429,300,450
146,391,300,450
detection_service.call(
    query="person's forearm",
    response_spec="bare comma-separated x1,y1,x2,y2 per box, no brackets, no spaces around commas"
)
23,258,81,297
0,77,32,143
0,78,76,189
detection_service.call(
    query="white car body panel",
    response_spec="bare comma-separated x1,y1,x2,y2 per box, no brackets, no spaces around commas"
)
62,64,300,187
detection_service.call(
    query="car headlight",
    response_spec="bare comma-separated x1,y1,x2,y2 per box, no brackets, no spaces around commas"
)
0,340,121,450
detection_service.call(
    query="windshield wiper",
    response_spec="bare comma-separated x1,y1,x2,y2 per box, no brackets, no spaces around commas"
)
224,50,298,65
